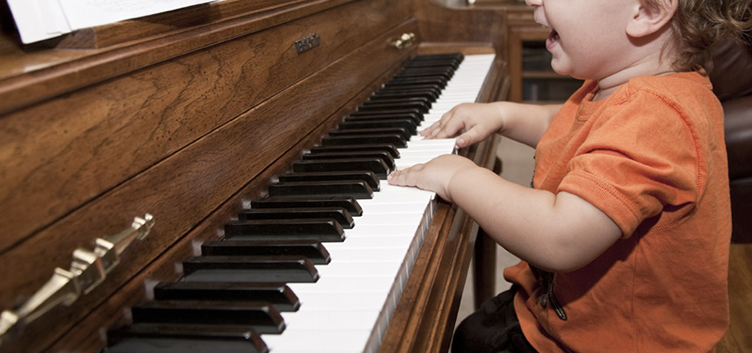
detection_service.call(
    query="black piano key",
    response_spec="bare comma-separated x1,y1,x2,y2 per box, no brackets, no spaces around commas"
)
202,239,331,265
292,157,391,177
404,62,459,71
302,150,396,171
404,59,461,70
399,63,456,71
357,100,430,114
409,52,464,64
153,281,301,312
345,113,422,126
268,180,373,199
404,57,459,66
391,63,454,77
393,68,453,80
181,256,319,283
238,207,354,229
368,94,435,104
328,127,412,141
224,218,346,242
107,324,268,353
364,96,432,108
419,52,463,59
375,85,442,96
383,77,446,89
130,300,285,334
349,108,424,121
321,135,406,149
251,196,363,216
399,64,456,72
337,119,418,135
372,87,441,101
309,144,400,159
378,83,444,94
277,171,380,191
385,76,449,89
369,91,438,102
405,57,460,67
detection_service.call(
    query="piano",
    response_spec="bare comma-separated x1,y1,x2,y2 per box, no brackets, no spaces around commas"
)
0,0,509,352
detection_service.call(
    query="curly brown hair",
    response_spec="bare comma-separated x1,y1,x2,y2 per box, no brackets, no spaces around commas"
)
644,0,752,72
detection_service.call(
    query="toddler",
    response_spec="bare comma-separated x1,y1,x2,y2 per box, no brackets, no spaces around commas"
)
387,0,751,352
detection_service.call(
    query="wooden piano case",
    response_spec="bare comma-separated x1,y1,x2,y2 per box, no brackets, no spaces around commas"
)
0,0,509,352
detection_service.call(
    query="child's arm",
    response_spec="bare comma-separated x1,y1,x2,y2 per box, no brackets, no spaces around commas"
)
389,100,620,272
421,101,562,148
387,156,622,273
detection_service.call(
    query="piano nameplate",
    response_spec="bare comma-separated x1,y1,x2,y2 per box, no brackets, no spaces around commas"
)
294,33,321,54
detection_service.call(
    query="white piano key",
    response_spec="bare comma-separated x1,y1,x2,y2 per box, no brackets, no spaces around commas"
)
282,310,382,329
349,213,425,226
287,276,395,294
343,224,420,238
324,235,413,249
321,246,410,262
359,183,435,202
315,261,403,278
349,201,428,214
295,291,395,310
263,329,373,353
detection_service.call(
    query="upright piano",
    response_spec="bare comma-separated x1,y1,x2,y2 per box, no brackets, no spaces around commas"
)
0,0,510,352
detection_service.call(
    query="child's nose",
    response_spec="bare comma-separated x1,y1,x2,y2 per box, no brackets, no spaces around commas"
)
525,0,541,6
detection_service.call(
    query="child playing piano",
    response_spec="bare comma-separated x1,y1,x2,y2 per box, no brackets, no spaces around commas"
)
387,0,751,352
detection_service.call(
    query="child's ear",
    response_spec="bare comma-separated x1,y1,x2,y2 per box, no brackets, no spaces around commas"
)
626,0,678,38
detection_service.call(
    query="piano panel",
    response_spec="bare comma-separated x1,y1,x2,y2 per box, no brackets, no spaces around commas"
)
0,0,510,352
0,0,411,255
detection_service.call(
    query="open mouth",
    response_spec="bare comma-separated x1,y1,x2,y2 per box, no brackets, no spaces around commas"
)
546,29,560,50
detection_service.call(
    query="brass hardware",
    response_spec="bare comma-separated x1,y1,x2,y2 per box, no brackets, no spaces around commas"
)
390,32,416,50
0,214,154,346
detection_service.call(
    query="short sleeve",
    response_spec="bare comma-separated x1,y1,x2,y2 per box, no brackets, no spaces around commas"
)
557,90,702,237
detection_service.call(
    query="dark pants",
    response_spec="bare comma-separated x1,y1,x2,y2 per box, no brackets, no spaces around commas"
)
452,286,539,353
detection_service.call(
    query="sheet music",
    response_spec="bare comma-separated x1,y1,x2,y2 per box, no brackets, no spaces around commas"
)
7,0,219,44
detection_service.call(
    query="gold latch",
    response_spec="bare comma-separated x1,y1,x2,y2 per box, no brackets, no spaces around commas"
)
390,32,416,50
0,214,154,346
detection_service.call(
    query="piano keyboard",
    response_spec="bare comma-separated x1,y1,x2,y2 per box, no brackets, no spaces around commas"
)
106,53,495,353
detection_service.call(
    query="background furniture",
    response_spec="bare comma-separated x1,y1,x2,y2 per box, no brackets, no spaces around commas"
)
709,36,752,243
711,33,752,353
474,0,581,102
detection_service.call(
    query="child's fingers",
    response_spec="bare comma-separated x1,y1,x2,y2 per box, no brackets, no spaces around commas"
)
424,113,464,139
456,126,485,148
419,120,443,137
386,164,425,187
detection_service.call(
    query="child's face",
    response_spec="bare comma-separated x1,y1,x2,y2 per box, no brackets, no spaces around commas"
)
526,0,637,81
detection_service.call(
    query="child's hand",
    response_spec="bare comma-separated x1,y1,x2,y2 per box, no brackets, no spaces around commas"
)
387,154,477,202
421,102,505,148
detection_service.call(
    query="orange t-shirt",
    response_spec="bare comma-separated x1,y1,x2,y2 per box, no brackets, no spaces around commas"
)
504,72,731,353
